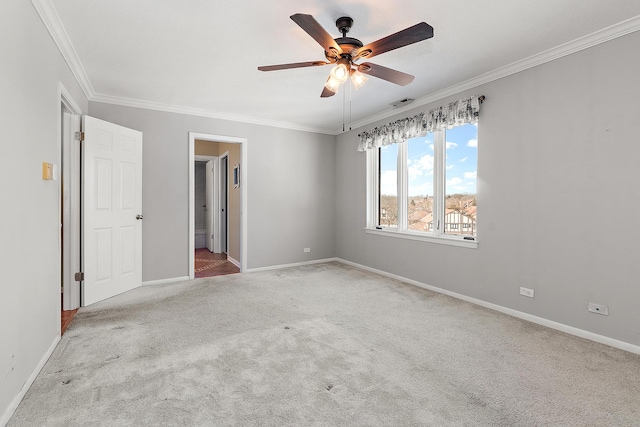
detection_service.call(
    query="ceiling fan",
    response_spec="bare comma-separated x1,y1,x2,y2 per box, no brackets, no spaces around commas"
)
258,14,434,97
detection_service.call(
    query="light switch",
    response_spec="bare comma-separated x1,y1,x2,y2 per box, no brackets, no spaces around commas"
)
52,163,58,181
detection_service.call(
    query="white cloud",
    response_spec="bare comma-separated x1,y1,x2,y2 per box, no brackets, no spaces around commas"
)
467,139,478,148
446,141,458,150
464,171,477,179
460,157,468,162
447,176,476,193
429,144,434,151
447,177,463,187
380,170,397,196
408,154,434,180
446,164,454,170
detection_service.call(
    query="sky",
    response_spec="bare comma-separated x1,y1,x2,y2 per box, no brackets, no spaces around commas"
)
380,123,478,197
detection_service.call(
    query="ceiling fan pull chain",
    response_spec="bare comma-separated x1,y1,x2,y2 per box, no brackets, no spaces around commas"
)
342,85,346,132
349,79,353,131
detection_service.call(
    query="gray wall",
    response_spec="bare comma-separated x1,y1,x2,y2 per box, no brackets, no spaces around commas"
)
88,103,336,279
0,0,89,420
335,31,640,346
4,1,639,421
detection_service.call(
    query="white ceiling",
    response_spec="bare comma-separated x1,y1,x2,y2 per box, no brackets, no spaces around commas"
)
45,0,640,134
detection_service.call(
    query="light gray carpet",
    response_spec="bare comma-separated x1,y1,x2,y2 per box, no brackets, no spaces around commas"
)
9,263,640,426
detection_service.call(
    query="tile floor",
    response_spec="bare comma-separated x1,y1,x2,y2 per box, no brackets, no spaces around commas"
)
195,248,240,278
61,295,78,335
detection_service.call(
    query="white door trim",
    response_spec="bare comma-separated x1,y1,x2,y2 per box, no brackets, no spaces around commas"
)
58,83,82,315
188,133,247,278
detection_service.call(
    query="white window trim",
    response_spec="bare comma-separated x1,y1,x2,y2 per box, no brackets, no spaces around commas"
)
365,130,478,249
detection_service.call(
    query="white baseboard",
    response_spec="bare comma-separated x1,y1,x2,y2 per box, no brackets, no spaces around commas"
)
336,258,640,356
142,276,190,287
1,335,60,426
227,256,240,269
245,257,339,273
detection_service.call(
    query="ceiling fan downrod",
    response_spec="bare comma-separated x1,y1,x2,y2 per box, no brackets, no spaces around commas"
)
335,16,353,37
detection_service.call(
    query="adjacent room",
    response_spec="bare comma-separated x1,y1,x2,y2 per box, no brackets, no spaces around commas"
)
2,0,640,425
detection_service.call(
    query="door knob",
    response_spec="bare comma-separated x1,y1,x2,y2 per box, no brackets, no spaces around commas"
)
136,214,144,220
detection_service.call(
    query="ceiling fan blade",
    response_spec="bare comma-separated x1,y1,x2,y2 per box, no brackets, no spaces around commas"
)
355,22,433,60
320,87,336,98
258,61,329,72
290,14,343,56
357,62,415,86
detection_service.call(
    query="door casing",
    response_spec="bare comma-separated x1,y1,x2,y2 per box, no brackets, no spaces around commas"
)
59,83,82,313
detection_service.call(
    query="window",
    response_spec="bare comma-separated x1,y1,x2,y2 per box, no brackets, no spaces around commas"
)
367,122,478,247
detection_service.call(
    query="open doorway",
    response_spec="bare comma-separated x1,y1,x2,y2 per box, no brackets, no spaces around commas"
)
194,152,238,278
188,133,247,278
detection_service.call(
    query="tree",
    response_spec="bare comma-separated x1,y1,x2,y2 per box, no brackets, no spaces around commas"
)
380,195,398,227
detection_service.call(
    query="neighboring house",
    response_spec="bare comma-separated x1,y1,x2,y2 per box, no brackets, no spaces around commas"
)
443,209,476,235
410,209,476,235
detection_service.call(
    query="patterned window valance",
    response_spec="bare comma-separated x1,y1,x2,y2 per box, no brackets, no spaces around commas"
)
357,95,483,152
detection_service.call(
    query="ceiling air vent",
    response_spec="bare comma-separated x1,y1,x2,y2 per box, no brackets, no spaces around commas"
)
391,98,414,108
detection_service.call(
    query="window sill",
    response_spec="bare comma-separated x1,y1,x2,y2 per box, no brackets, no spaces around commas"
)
364,227,479,249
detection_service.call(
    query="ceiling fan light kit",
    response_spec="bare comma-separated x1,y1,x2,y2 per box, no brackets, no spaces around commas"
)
330,60,350,83
350,69,368,90
258,13,434,98
324,75,341,94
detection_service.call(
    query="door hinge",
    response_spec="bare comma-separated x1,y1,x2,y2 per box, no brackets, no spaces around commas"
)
74,272,84,281
75,131,85,141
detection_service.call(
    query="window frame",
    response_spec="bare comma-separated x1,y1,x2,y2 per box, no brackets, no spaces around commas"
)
365,128,478,249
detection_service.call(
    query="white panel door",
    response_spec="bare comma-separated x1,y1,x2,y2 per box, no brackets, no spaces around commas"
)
83,116,142,306
205,160,214,252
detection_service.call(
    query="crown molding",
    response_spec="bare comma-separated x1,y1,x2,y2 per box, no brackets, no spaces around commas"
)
31,0,332,134
345,14,640,133
32,0,639,136
90,93,335,135
31,0,95,100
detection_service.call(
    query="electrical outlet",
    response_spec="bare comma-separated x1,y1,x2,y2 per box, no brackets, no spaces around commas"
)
588,303,608,316
519,287,534,298
303,248,311,253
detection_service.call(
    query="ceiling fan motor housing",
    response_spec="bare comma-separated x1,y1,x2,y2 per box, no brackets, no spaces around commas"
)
326,17,364,58
335,37,363,54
